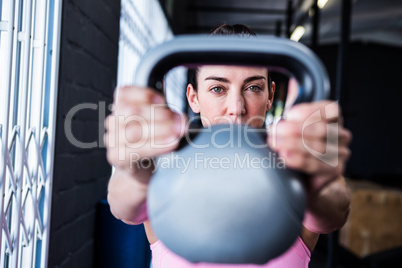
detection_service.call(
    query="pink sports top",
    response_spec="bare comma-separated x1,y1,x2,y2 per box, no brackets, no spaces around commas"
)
150,236,311,268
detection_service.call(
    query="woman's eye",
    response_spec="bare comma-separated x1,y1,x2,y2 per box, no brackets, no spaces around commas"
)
247,86,262,92
211,87,224,93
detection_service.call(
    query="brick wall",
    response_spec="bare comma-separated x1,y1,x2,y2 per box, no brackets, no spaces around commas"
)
48,0,120,267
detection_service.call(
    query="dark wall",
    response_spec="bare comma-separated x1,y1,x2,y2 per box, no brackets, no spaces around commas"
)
158,0,197,34
316,41,402,187
49,0,120,267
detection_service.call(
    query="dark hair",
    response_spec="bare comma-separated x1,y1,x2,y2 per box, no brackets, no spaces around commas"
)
209,23,257,37
189,23,272,92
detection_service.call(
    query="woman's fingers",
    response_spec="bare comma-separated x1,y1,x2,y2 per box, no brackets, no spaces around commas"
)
114,86,165,105
268,100,352,179
104,86,188,169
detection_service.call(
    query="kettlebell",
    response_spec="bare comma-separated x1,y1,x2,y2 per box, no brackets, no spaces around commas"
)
134,35,330,264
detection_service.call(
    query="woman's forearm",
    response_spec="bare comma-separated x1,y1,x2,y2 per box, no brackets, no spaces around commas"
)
303,175,351,234
107,166,153,225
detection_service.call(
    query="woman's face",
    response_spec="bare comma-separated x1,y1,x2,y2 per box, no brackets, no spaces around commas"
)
187,65,275,127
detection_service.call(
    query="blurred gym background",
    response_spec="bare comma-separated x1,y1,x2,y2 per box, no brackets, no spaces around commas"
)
0,0,401,267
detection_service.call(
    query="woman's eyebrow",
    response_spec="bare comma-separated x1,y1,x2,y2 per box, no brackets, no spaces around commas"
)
243,76,266,83
204,76,230,83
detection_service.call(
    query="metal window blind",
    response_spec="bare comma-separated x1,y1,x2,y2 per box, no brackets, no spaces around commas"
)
0,0,62,267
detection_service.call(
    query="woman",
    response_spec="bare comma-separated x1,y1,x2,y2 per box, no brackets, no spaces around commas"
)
104,24,352,267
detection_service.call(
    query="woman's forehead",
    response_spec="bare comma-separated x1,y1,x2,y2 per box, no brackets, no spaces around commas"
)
198,65,268,78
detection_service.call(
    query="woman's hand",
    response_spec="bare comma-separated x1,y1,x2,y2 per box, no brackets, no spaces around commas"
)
104,86,187,172
268,100,352,193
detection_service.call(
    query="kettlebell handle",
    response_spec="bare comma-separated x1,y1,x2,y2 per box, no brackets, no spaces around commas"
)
134,35,330,103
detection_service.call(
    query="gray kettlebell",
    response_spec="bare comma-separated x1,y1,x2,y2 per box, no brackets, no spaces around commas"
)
134,35,330,264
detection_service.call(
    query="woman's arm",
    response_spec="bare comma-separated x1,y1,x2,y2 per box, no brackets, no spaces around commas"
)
107,166,152,225
269,100,352,251
300,175,350,252
304,175,351,234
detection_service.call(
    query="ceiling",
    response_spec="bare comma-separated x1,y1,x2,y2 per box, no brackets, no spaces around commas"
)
160,0,402,48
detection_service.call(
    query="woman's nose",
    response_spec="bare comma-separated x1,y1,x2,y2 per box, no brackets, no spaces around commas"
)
227,92,246,118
